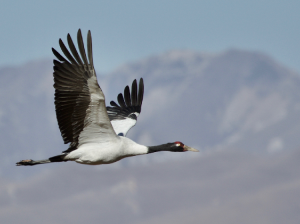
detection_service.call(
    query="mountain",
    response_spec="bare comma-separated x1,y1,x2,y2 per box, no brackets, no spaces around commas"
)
1,49,300,179
1,49,300,223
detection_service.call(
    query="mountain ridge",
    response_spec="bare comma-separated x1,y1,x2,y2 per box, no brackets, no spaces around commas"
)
1,49,300,179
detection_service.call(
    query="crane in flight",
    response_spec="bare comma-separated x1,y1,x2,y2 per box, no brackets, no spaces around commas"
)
17,29,198,166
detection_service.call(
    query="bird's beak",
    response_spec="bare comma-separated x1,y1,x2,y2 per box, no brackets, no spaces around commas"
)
183,145,199,152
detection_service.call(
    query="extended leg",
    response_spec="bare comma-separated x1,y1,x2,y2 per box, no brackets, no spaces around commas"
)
16,154,67,166
16,159,52,166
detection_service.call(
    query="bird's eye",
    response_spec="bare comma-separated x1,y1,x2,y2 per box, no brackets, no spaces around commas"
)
174,141,183,147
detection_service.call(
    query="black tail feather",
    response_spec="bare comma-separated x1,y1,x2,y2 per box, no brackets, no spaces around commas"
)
49,154,66,162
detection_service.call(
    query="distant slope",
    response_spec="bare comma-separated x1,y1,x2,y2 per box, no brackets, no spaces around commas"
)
1,49,300,179
1,148,300,224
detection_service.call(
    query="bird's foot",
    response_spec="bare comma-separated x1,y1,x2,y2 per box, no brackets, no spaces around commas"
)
16,159,34,166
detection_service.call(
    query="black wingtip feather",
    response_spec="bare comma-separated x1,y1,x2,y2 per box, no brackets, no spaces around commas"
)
131,79,137,106
59,38,77,64
77,29,89,66
137,78,144,107
67,33,83,65
52,48,68,63
87,30,93,66
124,86,131,107
117,93,126,108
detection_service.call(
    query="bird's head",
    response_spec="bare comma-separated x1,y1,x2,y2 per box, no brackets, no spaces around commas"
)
171,141,199,152
147,142,198,153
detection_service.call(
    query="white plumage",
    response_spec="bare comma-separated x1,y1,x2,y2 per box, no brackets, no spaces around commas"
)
65,137,148,165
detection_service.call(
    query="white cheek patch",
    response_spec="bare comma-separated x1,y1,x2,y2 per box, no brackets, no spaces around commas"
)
176,144,180,147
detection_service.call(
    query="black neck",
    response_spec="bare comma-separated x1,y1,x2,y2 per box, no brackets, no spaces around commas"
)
147,143,178,154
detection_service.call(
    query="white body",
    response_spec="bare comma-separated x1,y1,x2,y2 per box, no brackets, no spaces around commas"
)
65,136,148,165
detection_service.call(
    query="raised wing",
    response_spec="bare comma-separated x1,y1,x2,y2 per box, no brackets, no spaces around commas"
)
52,29,117,153
106,78,144,136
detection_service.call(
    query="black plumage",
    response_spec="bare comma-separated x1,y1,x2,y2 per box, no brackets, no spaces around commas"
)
106,78,144,121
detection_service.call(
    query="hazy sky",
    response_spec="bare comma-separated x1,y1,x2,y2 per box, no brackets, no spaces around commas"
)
1,0,299,73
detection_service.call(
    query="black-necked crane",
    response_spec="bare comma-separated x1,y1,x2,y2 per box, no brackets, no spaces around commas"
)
16,29,198,166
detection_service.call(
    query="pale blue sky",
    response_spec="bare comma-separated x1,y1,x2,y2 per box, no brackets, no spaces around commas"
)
1,0,300,73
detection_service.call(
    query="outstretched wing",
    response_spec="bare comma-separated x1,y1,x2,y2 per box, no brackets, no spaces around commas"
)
53,29,117,153
106,78,144,136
